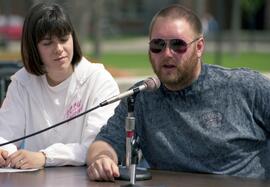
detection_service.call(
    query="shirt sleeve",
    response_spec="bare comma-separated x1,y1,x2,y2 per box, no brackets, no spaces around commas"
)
94,81,145,164
0,79,26,153
252,73,270,132
95,99,127,164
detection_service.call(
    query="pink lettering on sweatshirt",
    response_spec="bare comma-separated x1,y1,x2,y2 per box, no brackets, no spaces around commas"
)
65,100,83,119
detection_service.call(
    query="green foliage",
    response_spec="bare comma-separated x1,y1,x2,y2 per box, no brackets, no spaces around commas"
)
241,0,263,14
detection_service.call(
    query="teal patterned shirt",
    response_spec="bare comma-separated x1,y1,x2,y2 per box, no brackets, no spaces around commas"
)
96,64,270,179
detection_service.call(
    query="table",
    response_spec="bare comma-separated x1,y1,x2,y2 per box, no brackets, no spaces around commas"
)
0,166,269,187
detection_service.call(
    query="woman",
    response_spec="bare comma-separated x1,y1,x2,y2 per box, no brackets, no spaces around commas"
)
0,2,119,169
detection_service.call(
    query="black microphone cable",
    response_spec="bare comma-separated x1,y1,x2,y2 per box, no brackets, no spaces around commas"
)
0,104,101,147
0,76,160,147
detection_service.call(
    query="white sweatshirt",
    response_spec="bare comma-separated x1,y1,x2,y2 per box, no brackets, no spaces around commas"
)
0,57,120,166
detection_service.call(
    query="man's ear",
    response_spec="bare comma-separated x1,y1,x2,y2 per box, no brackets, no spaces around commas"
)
196,37,205,58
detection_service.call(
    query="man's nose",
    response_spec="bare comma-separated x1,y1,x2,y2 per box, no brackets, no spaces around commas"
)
162,44,174,57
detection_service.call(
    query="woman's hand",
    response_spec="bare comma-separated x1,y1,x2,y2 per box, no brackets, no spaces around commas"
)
5,150,46,169
0,149,9,167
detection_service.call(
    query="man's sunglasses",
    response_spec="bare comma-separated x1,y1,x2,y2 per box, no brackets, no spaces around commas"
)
149,37,201,54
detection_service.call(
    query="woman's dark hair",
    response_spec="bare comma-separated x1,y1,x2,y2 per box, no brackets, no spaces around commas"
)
21,3,82,75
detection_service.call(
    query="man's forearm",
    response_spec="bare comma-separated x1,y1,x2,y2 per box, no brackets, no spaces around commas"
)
87,140,118,165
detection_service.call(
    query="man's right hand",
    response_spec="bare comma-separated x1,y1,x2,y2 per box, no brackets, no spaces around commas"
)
87,155,119,181
86,141,120,181
0,149,9,167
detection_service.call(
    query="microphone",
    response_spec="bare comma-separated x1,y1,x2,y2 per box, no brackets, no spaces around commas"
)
99,76,160,107
117,78,159,183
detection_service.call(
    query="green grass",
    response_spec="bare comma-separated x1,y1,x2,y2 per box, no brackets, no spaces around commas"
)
203,52,270,72
87,52,270,76
88,52,153,75
99,52,150,69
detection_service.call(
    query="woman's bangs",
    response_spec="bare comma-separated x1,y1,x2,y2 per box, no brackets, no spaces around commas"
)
36,17,72,42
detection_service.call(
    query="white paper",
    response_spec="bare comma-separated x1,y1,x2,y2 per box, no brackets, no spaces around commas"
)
0,167,39,173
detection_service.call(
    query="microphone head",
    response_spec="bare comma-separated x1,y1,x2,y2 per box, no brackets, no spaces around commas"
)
144,76,161,91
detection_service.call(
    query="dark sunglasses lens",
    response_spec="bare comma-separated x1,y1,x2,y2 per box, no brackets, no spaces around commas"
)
170,39,187,53
150,39,165,53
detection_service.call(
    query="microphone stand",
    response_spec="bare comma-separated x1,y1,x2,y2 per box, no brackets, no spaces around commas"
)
119,95,151,187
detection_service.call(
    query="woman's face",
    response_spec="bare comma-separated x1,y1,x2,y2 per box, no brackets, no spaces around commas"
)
37,33,74,84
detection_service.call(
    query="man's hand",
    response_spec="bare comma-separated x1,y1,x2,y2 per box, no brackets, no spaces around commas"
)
87,141,120,181
0,149,9,167
5,150,46,169
87,155,119,181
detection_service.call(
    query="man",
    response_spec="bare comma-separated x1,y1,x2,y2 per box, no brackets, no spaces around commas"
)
87,4,270,181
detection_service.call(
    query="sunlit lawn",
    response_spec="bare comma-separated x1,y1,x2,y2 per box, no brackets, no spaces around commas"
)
0,51,269,76
87,52,270,76
204,52,270,72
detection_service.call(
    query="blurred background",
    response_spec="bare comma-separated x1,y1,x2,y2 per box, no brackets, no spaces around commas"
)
0,0,270,97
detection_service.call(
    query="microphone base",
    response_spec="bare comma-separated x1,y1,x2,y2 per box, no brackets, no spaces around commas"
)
117,165,152,181
120,184,146,187
120,183,165,187
120,184,165,187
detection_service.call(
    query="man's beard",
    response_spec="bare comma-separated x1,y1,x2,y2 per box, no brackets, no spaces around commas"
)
150,48,199,90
